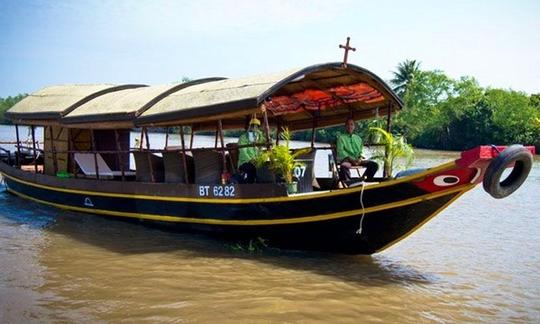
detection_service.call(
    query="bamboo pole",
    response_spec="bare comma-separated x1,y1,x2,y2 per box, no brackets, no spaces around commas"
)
90,129,99,180
15,125,21,168
179,126,189,184
31,126,38,173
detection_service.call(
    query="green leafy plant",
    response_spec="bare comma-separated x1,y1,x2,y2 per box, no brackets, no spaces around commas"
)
370,127,414,178
255,128,310,184
229,237,269,253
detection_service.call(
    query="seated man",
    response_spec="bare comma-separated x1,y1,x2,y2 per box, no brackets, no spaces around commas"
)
336,118,378,182
235,117,264,183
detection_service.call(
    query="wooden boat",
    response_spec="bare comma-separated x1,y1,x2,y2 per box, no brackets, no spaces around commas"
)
0,63,534,254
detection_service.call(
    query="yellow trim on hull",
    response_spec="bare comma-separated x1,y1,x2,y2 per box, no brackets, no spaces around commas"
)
6,183,474,226
374,186,475,253
0,161,457,204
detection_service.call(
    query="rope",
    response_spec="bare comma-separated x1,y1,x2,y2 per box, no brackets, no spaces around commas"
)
356,181,366,235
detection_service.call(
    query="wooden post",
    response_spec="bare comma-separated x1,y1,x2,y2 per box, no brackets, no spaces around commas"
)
262,110,271,149
275,118,281,145
214,129,218,148
383,103,393,178
90,129,99,180
15,124,21,168
189,126,194,149
31,125,38,173
114,130,125,181
49,126,58,175
217,120,227,182
144,127,155,182
179,125,189,184
386,103,392,133
310,112,319,148
139,128,145,150
144,128,150,151
68,129,77,178
165,127,169,148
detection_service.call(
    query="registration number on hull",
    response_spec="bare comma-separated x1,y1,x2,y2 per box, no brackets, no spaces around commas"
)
198,185,236,197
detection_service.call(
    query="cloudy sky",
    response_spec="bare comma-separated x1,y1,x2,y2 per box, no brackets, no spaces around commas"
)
1,0,539,97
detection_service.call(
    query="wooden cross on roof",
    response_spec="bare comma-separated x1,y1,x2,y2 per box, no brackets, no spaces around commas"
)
339,37,356,68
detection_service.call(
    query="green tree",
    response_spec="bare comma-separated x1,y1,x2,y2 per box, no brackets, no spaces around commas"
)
485,89,539,145
0,94,28,124
390,59,422,98
393,70,453,143
530,93,540,110
392,63,539,150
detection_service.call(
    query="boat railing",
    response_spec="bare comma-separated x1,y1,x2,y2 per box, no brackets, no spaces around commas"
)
0,146,12,164
7,138,341,191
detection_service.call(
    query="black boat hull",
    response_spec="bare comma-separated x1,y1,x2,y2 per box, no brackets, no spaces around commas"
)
1,161,473,254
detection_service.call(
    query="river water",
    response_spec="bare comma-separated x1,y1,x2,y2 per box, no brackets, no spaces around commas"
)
0,126,539,322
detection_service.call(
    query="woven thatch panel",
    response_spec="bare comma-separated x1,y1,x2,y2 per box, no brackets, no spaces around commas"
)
138,68,302,121
8,84,122,119
62,85,157,121
61,78,225,124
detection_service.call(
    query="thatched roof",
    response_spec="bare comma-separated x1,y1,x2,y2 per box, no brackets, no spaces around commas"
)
7,63,402,130
137,63,402,130
137,68,303,126
61,78,225,125
6,84,144,123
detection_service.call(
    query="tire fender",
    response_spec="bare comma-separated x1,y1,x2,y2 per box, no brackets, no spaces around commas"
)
483,145,533,199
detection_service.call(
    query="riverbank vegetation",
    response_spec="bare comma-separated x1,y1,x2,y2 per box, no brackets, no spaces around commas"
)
0,94,27,124
390,60,540,151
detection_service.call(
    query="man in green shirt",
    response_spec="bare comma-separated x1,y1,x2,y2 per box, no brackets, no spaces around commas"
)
336,118,378,182
236,117,264,183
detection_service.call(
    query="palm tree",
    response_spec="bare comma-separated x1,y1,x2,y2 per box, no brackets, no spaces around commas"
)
391,60,421,98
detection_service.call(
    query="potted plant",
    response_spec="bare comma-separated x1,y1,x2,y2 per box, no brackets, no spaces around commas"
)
365,118,385,144
255,128,310,194
369,127,414,178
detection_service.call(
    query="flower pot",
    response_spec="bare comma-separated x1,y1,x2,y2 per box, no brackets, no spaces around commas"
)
285,181,298,195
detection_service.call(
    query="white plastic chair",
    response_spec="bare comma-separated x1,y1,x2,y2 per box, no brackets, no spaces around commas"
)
74,153,114,178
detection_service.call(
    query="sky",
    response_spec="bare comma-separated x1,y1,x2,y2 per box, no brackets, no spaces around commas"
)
0,0,539,97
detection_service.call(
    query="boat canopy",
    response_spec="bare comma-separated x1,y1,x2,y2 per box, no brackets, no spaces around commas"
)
7,63,402,130
6,84,145,125
59,78,224,128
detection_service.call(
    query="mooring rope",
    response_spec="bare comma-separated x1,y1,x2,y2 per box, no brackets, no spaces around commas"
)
356,181,366,235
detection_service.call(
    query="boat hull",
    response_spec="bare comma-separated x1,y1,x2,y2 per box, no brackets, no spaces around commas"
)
0,160,475,254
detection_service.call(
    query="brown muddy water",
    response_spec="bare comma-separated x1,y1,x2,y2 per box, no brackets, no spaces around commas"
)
0,132,539,322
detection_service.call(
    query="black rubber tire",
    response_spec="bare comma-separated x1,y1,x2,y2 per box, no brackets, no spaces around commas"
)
483,145,533,199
